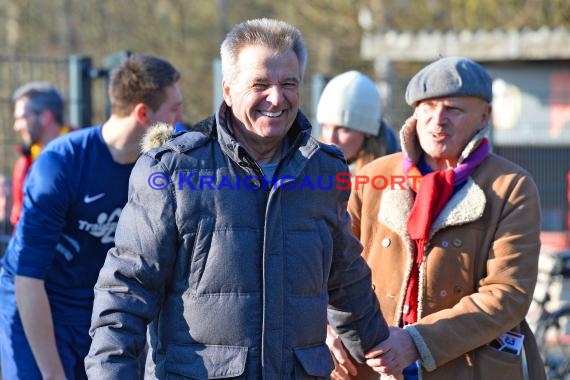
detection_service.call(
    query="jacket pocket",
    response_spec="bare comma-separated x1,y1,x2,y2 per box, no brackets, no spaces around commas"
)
165,343,248,379
317,220,333,286
293,343,334,379
474,344,523,379
187,217,215,293
286,220,332,297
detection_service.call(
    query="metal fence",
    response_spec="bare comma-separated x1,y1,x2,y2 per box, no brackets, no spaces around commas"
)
495,146,570,232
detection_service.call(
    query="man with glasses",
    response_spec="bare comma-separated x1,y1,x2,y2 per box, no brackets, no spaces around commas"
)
10,82,70,229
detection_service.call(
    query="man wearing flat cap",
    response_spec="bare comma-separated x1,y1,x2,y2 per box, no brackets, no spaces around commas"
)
329,57,546,379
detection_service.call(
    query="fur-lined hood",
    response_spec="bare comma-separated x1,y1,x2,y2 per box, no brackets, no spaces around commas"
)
140,122,175,153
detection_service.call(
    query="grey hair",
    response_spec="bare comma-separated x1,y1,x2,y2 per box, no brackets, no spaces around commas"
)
220,18,307,83
12,81,64,125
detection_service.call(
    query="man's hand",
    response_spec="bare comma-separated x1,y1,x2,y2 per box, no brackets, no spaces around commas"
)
364,326,419,377
326,325,357,380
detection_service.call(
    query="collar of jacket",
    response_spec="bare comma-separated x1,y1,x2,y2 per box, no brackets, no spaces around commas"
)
145,103,325,184
214,102,319,179
379,176,485,252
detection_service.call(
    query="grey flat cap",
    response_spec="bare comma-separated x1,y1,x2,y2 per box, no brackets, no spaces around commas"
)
405,56,492,106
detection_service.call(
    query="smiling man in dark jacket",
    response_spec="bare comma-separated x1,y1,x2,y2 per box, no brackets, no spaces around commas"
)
86,18,393,379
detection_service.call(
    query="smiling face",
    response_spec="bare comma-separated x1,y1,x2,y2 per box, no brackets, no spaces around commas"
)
222,44,301,148
415,96,491,169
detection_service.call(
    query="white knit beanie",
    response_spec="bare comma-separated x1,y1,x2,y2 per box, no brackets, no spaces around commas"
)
316,70,381,135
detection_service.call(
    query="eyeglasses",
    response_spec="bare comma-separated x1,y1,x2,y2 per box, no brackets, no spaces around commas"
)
14,110,41,122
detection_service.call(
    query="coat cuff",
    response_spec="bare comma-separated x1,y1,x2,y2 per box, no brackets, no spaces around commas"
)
404,325,436,371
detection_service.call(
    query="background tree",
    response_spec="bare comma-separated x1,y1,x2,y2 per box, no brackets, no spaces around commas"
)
1,0,569,122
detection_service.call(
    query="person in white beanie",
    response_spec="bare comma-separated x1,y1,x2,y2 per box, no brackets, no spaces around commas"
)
317,70,399,174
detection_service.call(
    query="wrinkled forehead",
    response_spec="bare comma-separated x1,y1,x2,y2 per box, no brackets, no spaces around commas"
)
234,46,300,81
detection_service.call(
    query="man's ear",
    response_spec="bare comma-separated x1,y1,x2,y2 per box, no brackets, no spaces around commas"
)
133,103,150,125
39,110,54,126
221,80,232,107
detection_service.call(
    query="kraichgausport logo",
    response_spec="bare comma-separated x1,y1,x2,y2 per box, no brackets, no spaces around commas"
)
148,172,421,191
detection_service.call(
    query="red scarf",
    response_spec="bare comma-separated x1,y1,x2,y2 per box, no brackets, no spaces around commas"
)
402,169,454,325
401,138,490,325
